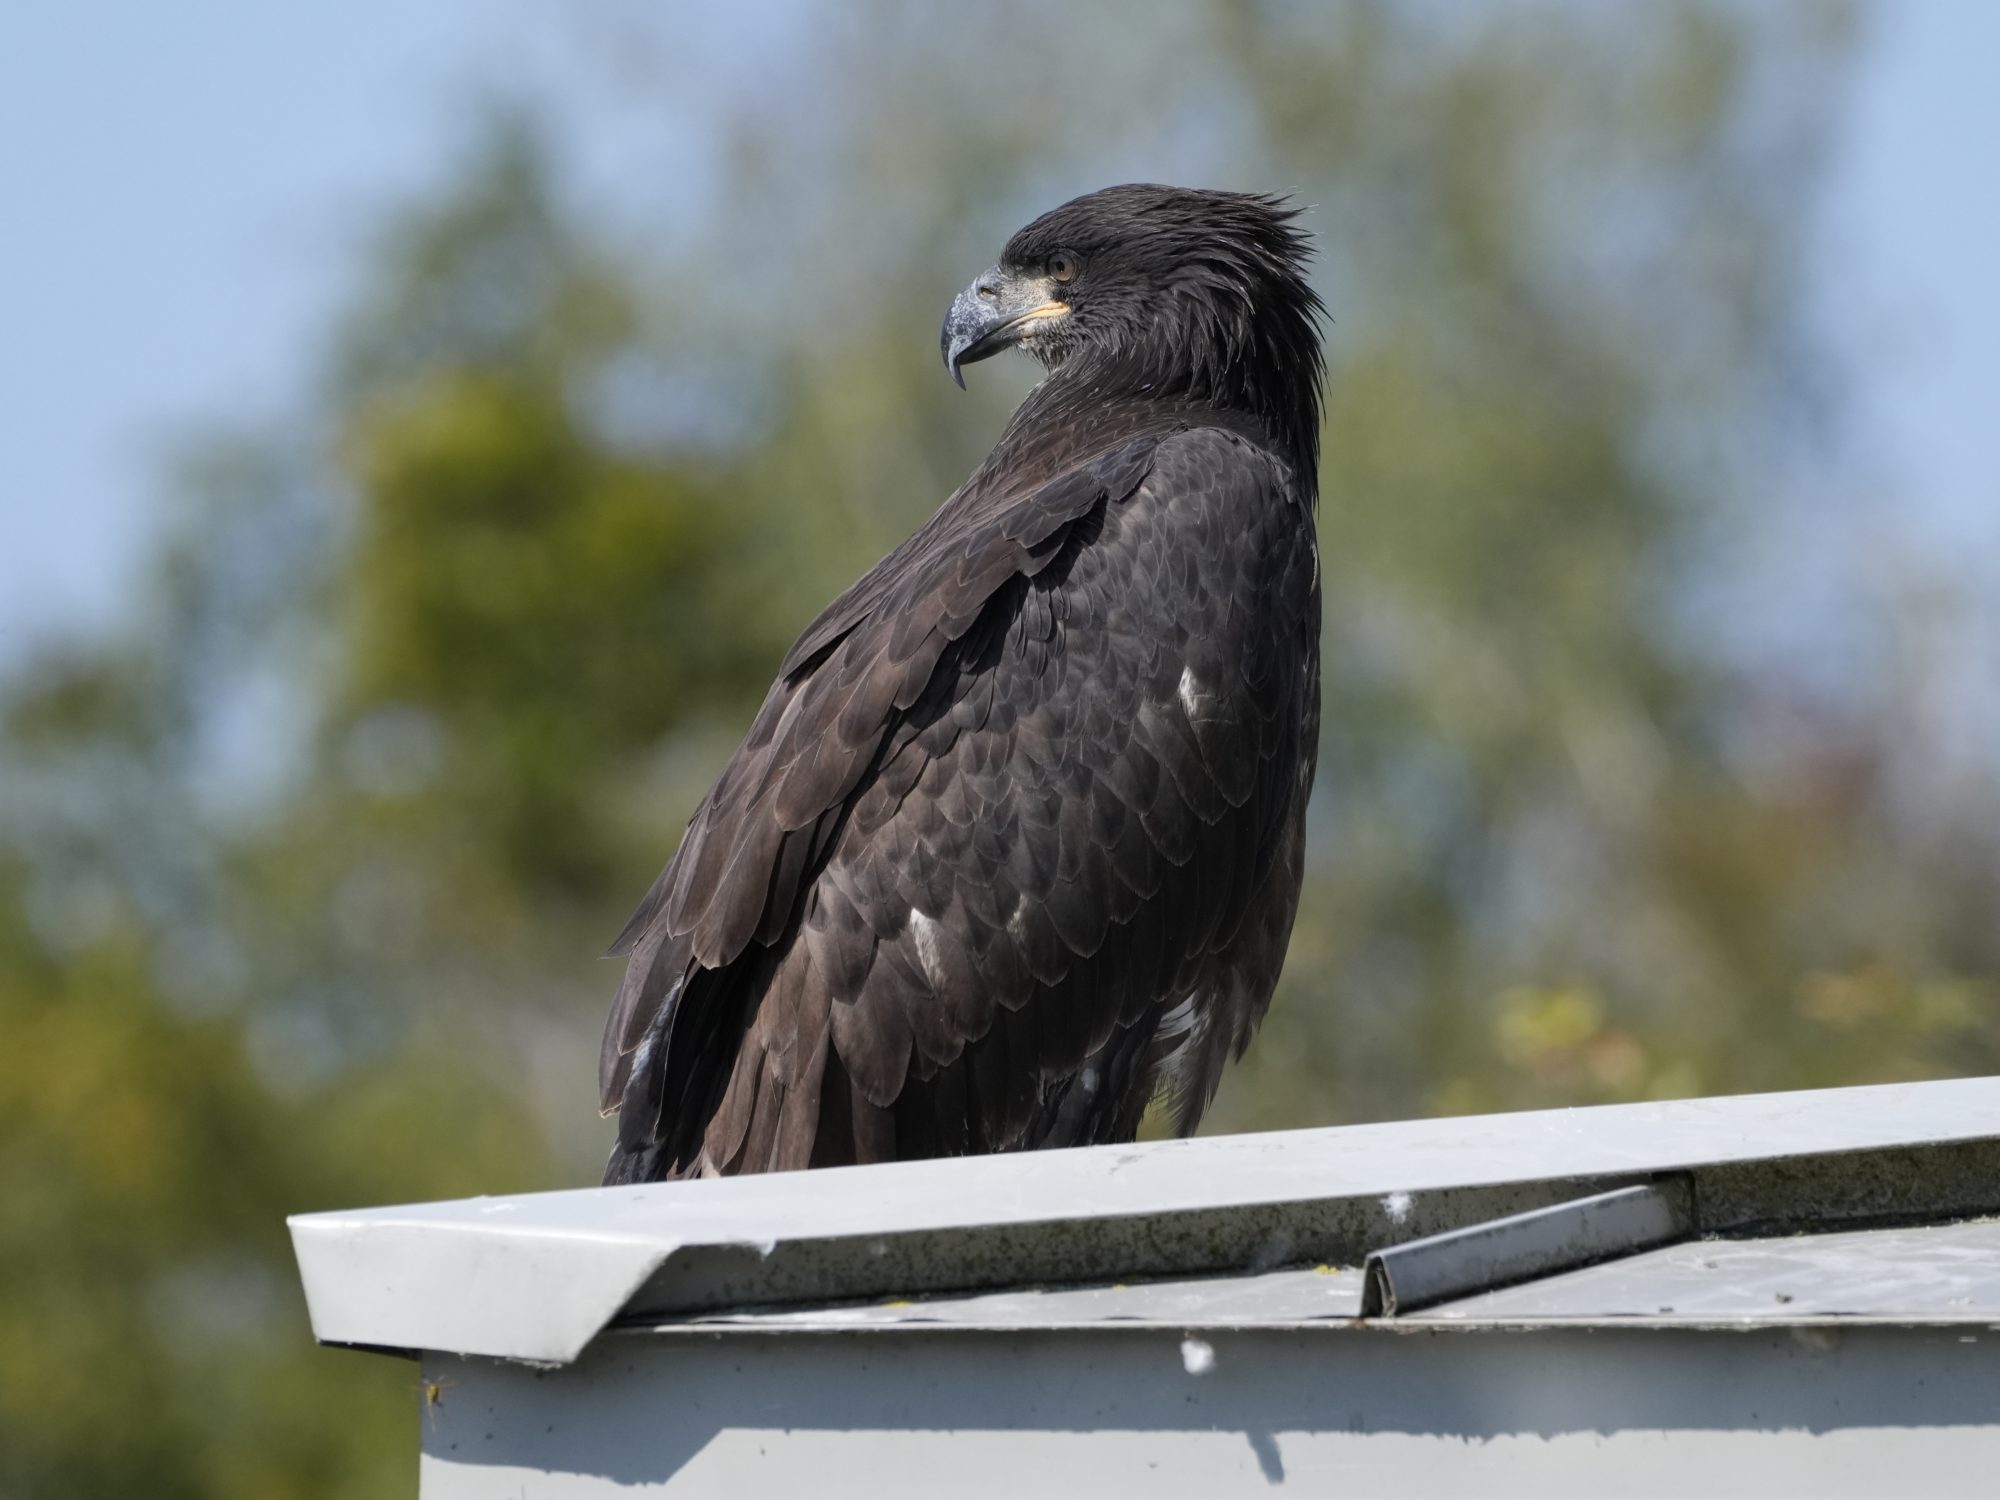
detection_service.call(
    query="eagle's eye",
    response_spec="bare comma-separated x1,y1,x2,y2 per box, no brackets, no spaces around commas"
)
1049,252,1080,284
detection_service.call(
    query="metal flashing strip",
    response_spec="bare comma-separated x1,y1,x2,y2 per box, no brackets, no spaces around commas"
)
661,1263,1372,1330
1360,1178,1694,1316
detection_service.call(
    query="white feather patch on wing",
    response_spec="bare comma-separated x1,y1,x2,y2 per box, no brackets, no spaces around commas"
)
909,907,949,992
1154,991,1214,1113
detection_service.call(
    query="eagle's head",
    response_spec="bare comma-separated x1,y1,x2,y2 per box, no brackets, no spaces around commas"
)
942,183,1324,462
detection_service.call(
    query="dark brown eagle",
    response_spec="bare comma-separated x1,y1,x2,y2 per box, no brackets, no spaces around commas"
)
599,184,1324,1181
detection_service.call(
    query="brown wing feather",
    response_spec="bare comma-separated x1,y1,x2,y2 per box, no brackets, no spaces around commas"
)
600,437,1163,1142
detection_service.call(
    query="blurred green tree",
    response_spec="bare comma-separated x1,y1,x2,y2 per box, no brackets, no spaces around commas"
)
5,3,1997,1494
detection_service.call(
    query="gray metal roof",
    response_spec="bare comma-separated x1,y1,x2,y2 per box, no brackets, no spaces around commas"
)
1418,1217,2000,1326
288,1077,2000,1364
655,1218,2000,1333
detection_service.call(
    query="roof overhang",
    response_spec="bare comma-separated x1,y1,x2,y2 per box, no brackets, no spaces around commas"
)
288,1076,2000,1365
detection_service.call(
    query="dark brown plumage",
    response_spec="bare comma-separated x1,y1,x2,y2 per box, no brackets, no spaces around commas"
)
600,184,1325,1181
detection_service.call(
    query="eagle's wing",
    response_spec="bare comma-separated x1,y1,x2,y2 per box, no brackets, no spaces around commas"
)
601,425,1319,1178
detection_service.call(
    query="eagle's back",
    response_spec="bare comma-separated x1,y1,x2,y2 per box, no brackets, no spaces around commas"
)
602,419,1319,1181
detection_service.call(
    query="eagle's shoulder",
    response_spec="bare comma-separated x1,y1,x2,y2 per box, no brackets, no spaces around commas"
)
779,428,1173,680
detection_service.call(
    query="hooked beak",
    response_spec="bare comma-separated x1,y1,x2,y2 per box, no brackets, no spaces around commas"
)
940,266,1070,388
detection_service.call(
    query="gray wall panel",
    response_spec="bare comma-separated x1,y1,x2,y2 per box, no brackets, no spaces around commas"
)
418,1325,2000,1497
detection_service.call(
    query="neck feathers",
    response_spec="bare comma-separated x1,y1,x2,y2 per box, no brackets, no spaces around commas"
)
1032,252,1322,492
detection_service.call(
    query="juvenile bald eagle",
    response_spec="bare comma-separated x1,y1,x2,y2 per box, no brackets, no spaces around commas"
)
600,184,1324,1182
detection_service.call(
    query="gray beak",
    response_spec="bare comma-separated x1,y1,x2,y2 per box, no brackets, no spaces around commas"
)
940,266,1067,388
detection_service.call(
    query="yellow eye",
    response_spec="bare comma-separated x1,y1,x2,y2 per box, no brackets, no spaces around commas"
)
1049,252,1079,283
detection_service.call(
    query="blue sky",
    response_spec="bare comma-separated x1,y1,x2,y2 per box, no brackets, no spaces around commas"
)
1826,0,2000,551
1,1,498,653
2,2,1996,664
